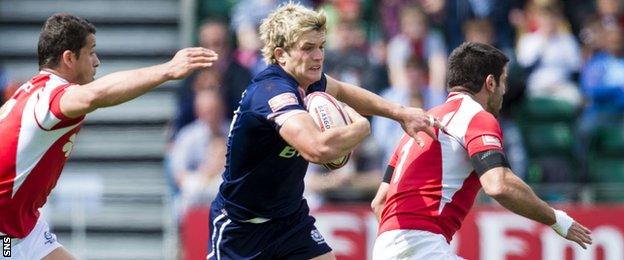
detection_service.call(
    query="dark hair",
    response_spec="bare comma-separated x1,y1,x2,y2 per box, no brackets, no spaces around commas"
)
198,18,230,39
38,13,96,69
447,42,509,93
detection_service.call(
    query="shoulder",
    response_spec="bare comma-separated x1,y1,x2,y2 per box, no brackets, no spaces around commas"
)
249,77,298,102
469,111,500,130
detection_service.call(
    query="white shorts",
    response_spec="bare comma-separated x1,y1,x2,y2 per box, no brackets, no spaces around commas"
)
373,230,464,260
1,218,62,260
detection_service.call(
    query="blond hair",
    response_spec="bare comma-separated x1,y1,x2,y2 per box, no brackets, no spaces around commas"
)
259,2,327,64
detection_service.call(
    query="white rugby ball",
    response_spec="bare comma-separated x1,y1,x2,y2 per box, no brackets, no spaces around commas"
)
305,92,352,170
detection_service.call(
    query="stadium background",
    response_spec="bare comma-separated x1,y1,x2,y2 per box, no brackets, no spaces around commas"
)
1,0,623,259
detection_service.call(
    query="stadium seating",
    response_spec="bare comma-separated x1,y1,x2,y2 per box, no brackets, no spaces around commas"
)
588,126,624,202
0,0,180,258
516,98,580,184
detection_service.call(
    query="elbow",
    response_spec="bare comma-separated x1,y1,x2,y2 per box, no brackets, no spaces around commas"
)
355,118,371,137
300,151,323,164
316,145,342,163
301,145,339,164
362,121,371,137
480,168,513,200
371,198,383,213
483,182,509,200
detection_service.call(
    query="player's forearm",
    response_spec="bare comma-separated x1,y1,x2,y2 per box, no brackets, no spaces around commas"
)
491,172,556,225
336,81,402,119
317,117,370,162
88,63,171,108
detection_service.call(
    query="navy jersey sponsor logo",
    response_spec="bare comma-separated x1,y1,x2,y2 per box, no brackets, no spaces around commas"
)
279,146,301,158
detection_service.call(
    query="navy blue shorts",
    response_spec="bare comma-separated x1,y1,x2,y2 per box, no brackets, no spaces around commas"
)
207,200,332,260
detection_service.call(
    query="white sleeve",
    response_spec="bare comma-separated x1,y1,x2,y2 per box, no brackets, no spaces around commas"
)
270,109,307,127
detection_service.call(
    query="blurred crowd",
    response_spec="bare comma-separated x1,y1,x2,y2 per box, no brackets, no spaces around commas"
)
1,0,623,232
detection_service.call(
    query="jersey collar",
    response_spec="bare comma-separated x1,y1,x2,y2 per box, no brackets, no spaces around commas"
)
267,64,300,90
38,71,69,84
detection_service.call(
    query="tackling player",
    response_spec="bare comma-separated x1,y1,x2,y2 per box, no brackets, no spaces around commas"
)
0,13,217,259
207,3,441,260
371,42,592,259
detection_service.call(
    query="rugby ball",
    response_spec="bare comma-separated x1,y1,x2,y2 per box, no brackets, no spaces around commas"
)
305,92,352,170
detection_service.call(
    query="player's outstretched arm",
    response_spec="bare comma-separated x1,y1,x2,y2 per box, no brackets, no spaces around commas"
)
60,47,218,118
279,105,370,164
480,166,593,249
324,75,442,141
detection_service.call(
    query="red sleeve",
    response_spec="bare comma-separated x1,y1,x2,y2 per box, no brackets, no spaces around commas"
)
49,83,74,121
465,111,504,157
35,83,84,130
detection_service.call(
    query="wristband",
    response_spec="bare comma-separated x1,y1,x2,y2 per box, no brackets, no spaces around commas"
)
551,209,574,237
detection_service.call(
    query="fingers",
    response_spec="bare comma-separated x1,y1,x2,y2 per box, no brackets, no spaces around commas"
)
577,222,592,235
183,50,219,69
427,115,435,127
421,126,437,140
573,223,593,244
566,222,593,249
179,48,219,62
190,62,215,69
190,56,219,64
188,48,218,58
432,118,445,131
573,238,587,249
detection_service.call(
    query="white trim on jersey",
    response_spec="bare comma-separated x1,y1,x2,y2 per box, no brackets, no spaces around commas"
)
13,81,80,198
34,73,67,130
207,213,227,259
438,94,482,214
269,109,307,127
216,219,232,260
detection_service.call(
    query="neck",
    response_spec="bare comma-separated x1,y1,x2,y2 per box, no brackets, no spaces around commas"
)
279,65,311,89
41,67,73,82
451,87,489,111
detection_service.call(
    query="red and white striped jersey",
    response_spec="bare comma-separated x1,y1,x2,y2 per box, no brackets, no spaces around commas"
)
378,92,504,242
0,71,84,238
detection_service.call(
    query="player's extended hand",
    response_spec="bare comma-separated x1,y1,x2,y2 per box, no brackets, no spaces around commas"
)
165,47,219,79
397,106,443,144
565,222,593,249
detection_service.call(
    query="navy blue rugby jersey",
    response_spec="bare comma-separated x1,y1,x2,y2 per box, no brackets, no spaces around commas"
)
215,64,327,221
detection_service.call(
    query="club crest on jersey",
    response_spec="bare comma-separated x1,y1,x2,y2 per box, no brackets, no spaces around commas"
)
43,231,56,245
481,135,501,147
268,93,298,112
310,229,326,244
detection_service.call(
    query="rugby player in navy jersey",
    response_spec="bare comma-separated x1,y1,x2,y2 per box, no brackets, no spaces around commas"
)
207,3,442,260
